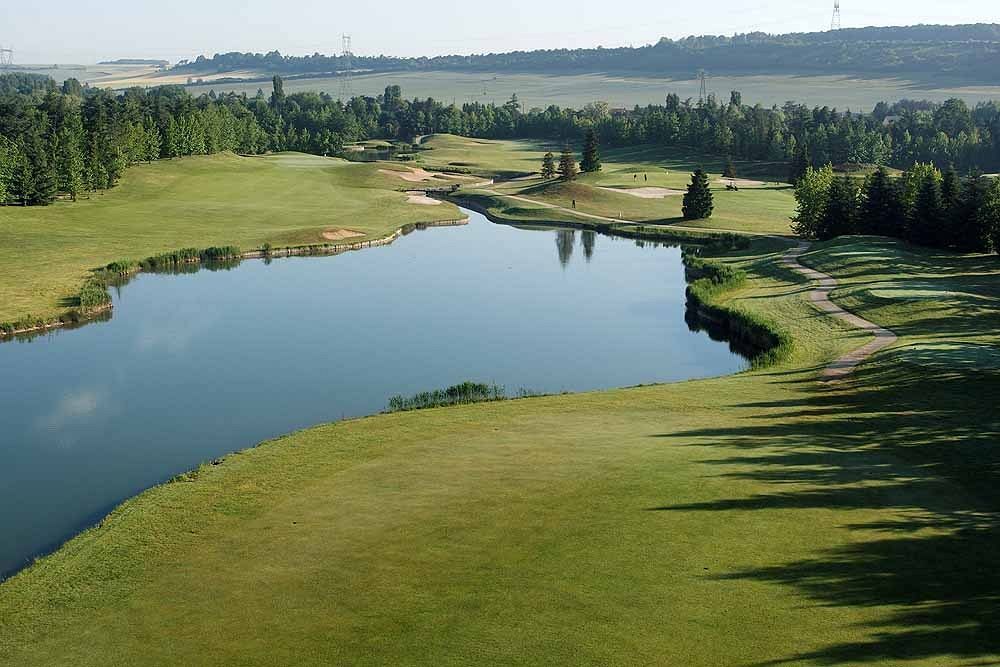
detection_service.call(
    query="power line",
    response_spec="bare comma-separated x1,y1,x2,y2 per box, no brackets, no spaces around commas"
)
338,34,353,101
831,1,842,31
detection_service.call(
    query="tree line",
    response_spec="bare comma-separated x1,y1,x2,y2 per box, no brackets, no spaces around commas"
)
177,25,1000,82
792,163,1000,252
3,72,999,208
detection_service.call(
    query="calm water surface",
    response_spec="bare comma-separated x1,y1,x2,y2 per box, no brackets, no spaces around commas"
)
0,208,745,576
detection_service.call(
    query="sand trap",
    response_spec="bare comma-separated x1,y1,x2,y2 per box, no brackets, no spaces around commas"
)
406,192,442,205
379,167,471,183
891,342,1000,370
599,186,684,199
378,167,438,183
322,228,365,241
717,178,766,187
440,172,477,180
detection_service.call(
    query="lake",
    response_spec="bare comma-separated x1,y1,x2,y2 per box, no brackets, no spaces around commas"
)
0,208,746,577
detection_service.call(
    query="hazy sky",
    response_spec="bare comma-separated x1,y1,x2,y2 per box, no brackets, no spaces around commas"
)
3,0,998,64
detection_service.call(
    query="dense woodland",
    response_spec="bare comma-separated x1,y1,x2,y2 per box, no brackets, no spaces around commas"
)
1,72,999,251
177,25,1000,82
792,163,1000,253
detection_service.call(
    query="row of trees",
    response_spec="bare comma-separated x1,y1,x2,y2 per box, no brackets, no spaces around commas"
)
3,72,999,210
540,129,602,180
792,164,1000,252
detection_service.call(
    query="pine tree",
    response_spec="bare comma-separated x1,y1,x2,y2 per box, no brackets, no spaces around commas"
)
580,128,601,173
788,142,810,184
11,149,33,205
55,126,85,200
859,166,904,237
984,178,1000,254
941,166,960,214
955,174,992,253
723,156,737,179
682,169,714,220
816,176,858,240
0,135,15,204
908,174,944,247
557,145,577,181
540,151,555,179
26,129,56,205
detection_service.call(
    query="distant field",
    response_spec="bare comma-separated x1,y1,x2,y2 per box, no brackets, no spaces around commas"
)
17,63,1000,110
184,71,1000,111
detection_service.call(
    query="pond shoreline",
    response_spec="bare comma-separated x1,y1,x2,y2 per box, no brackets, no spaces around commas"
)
0,217,470,341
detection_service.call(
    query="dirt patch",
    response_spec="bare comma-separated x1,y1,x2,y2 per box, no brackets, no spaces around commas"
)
322,228,366,241
598,186,684,199
717,178,766,187
406,192,442,206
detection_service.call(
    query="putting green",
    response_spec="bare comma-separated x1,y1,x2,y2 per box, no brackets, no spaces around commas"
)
888,342,1000,370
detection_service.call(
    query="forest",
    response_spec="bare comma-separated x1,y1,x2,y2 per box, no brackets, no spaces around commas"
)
1,72,998,211
175,24,1000,81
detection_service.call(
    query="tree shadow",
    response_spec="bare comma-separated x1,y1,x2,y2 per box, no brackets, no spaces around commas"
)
648,358,1000,664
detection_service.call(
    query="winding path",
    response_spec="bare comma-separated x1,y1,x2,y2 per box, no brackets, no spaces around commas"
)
478,189,898,380
780,241,898,381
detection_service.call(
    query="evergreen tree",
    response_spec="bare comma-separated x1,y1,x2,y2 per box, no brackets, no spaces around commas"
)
941,166,961,214
682,169,714,220
557,145,577,181
984,178,1000,254
791,164,834,238
723,156,737,179
11,148,32,205
908,174,944,247
540,151,555,179
26,129,56,205
817,175,858,240
955,174,992,253
271,75,285,112
0,135,14,204
580,128,601,173
788,142,810,184
859,166,904,237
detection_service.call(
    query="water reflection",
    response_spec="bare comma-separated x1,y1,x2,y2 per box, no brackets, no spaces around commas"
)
0,207,746,578
582,230,596,262
556,229,576,268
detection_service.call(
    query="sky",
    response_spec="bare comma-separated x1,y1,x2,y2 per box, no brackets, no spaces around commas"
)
2,0,998,64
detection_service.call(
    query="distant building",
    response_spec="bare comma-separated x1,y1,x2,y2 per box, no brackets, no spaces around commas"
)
882,115,902,127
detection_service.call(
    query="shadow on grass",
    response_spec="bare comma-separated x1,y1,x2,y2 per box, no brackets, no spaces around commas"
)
649,359,1000,664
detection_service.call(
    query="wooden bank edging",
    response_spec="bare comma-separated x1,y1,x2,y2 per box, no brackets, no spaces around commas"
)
1,217,470,340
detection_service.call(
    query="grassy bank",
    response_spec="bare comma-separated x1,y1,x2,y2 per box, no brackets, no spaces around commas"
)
0,152,466,327
4,224,1000,664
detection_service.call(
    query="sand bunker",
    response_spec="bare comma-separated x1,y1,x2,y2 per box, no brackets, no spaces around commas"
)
406,192,442,205
598,186,684,199
717,178,766,187
322,228,365,241
379,167,472,183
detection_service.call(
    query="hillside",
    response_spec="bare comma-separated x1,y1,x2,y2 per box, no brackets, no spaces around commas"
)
175,24,1000,84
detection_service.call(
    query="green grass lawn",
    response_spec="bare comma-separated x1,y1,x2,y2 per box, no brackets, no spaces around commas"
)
0,152,466,326
3,224,1000,664
417,135,796,235
3,138,1000,665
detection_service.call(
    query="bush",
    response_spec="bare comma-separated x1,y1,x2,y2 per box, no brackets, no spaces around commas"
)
387,381,514,412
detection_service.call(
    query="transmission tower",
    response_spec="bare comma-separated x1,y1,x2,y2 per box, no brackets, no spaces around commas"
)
0,46,13,69
338,34,353,101
831,1,842,31
697,69,708,104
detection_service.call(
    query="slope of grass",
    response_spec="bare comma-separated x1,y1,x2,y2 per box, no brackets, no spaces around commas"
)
0,152,466,325
3,227,1000,665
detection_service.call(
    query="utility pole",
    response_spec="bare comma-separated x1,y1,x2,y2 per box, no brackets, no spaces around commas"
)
831,1,842,31
697,69,708,104
0,46,13,69
339,34,353,101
